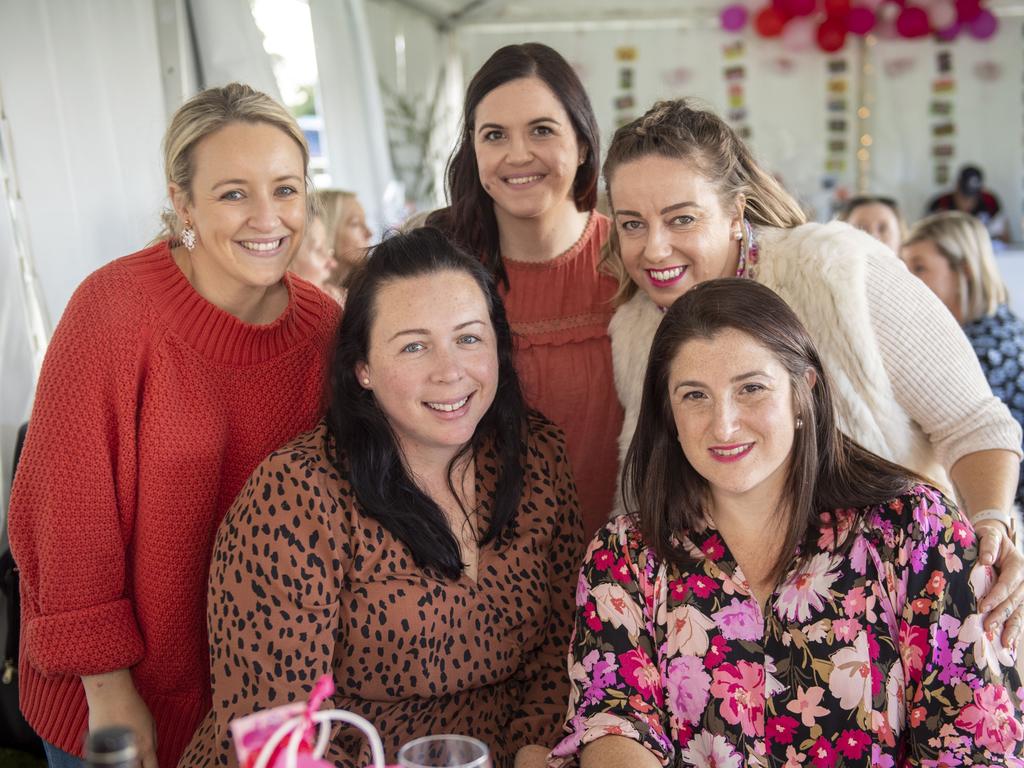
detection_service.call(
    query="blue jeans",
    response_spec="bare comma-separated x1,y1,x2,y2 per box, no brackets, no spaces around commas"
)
43,741,86,768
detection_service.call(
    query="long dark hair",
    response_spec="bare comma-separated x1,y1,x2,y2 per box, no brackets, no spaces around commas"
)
622,278,921,583
426,43,600,287
325,227,528,579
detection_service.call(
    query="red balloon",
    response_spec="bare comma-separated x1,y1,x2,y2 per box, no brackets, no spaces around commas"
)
956,0,982,23
825,0,852,13
784,0,818,16
847,5,877,33
896,5,930,37
755,6,789,36
817,16,848,50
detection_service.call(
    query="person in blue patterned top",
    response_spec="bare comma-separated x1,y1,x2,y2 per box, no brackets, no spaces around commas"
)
902,211,1024,507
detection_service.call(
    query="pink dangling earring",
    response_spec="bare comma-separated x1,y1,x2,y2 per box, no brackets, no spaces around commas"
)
181,219,197,251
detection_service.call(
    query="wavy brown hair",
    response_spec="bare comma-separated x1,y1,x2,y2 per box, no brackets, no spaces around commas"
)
601,99,806,304
622,278,921,584
426,43,600,288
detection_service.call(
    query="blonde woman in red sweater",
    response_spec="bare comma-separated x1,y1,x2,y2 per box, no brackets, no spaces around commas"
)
8,84,339,768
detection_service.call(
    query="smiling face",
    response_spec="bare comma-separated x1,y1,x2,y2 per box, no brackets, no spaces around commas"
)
670,328,799,511
473,76,583,226
901,239,962,322
170,121,307,301
846,202,902,254
611,155,744,309
356,270,499,470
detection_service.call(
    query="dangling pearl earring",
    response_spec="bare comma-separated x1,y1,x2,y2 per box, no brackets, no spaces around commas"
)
795,416,804,429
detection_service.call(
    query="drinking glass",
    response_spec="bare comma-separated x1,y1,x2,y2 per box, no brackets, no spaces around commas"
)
397,735,491,768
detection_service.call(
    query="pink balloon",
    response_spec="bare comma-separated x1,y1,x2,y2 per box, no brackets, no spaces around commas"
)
720,3,749,32
782,16,816,50
968,8,998,38
847,5,878,33
928,0,957,30
936,20,961,40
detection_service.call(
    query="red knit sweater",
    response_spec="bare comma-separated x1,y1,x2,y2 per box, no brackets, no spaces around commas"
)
8,242,339,766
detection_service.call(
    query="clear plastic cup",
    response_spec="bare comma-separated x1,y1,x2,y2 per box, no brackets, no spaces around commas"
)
397,735,491,768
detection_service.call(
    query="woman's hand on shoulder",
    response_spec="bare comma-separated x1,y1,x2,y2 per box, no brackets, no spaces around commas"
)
976,519,1024,650
82,669,158,768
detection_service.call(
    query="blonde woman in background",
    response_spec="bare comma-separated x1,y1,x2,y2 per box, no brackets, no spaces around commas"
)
317,189,373,301
903,210,1024,507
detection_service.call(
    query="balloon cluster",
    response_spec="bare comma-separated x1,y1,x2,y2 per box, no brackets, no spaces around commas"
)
720,0,999,52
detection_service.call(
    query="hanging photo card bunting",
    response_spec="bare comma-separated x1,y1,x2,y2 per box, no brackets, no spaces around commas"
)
722,37,751,141
614,45,638,128
931,43,956,187
825,52,851,182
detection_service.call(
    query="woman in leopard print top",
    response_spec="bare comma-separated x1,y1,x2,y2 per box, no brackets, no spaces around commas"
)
180,228,584,768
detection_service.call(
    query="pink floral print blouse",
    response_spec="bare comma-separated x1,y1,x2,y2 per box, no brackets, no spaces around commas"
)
549,486,1024,767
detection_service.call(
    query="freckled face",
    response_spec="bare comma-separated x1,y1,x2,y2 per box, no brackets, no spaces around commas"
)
610,155,743,309
356,271,499,467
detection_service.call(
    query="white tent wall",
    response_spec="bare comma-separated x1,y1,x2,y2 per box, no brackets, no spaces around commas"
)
871,23,1024,234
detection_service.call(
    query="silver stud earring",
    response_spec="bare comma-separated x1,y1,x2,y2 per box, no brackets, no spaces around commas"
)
181,221,197,252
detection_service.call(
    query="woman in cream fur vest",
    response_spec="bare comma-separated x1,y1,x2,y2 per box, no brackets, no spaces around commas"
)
602,98,1024,648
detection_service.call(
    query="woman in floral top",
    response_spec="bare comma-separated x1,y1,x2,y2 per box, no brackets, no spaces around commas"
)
550,279,1023,767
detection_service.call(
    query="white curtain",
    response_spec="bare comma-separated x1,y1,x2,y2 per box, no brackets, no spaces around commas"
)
308,0,398,233
188,0,282,99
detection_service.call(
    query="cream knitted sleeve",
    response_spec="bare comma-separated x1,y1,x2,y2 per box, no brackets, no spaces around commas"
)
863,250,1022,469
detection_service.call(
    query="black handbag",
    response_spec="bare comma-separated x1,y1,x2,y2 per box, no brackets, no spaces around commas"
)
0,422,42,754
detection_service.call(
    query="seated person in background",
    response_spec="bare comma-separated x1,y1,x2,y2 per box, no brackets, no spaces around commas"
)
903,210,1024,509
288,210,343,303
180,227,584,768
928,164,1008,242
835,194,905,254
317,188,373,302
549,278,1023,767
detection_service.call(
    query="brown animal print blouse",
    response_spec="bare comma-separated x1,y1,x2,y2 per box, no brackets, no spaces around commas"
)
179,415,584,768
